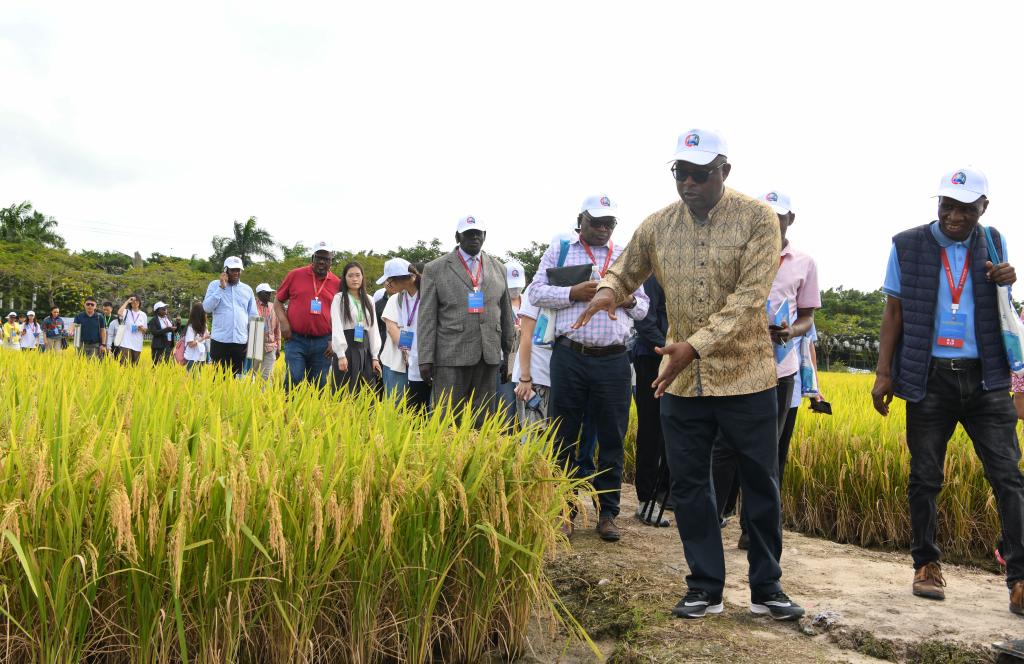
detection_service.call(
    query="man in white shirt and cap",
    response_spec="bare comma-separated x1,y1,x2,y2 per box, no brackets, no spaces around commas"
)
203,256,258,376
497,260,527,422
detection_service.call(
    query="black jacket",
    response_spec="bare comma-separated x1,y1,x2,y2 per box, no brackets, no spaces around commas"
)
630,276,668,359
148,315,178,350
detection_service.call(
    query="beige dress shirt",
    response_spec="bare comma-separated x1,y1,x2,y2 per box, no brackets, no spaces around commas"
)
600,187,781,397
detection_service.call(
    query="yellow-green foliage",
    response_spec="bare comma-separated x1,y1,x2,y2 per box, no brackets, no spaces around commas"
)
785,372,1022,565
0,350,583,663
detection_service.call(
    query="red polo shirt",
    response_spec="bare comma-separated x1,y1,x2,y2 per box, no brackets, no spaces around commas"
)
276,265,340,337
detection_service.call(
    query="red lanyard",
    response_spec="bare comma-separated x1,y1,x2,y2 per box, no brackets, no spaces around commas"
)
940,246,971,314
404,293,420,326
311,270,329,299
457,252,484,289
580,240,614,277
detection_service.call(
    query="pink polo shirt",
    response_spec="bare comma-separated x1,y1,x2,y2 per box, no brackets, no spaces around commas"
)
769,243,821,379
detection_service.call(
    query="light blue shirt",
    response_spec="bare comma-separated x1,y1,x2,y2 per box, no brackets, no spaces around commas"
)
791,324,818,408
202,279,258,344
457,248,482,277
882,221,1009,360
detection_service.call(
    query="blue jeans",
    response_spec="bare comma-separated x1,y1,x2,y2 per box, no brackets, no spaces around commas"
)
283,334,332,390
382,366,408,401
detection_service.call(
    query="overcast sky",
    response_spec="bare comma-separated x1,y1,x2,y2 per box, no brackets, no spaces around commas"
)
2,1,1022,290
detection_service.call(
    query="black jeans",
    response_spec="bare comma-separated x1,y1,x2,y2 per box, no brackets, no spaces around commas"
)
712,374,795,521
907,361,1024,586
549,344,632,518
151,345,173,365
632,354,670,503
662,389,783,597
210,340,247,376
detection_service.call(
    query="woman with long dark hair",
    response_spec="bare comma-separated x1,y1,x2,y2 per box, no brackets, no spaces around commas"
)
330,262,381,392
380,259,431,410
183,302,210,369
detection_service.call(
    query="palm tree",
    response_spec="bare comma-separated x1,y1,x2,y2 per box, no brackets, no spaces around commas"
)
0,201,65,248
211,216,276,266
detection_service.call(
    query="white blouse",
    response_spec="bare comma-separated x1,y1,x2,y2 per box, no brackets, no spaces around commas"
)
330,292,381,360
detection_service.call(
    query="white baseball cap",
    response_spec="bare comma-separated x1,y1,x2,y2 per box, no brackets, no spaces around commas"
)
311,240,333,255
456,215,486,234
671,128,728,166
376,257,413,285
223,256,244,270
26,310,35,317
580,194,618,219
152,301,167,311
761,190,792,215
505,260,526,289
6,312,15,318
255,283,275,294
936,166,988,204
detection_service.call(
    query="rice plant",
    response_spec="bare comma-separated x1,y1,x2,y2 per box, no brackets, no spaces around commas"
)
0,351,588,663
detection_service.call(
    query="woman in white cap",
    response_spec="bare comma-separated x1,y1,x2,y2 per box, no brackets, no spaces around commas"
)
2,313,22,351
20,311,42,351
253,283,281,381
496,261,527,422
147,301,178,365
330,261,381,392
379,258,424,404
116,294,148,365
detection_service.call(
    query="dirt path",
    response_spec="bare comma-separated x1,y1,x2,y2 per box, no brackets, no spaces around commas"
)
518,485,1021,663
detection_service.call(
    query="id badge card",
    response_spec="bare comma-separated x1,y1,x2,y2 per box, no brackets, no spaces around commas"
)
936,312,966,349
467,290,484,314
398,328,414,351
309,297,322,314
353,323,365,343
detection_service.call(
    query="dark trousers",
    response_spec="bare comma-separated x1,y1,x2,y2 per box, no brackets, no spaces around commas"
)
778,406,799,486
432,362,499,428
283,334,332,390
906,362,1024,586
633,354,670,503
712,374,795,521
574,409,601,478
407,380,432,412
662,389,783,597
151,345,173,365
549,343,631,518
210,340,246,376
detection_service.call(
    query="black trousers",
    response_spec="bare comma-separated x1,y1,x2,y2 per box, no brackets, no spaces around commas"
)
432,362,499,428
151,345,173,365
210,340,246,376
632,354,670,503
549,344,631,518
907,361,1024,586
662,388,783,597
712,374,795,521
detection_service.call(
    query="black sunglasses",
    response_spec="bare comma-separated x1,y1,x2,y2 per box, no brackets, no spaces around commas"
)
587,217,618,229
671,161,725,184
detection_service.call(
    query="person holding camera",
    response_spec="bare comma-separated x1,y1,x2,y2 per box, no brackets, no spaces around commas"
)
116,295,147,365
203,256,257,377
529,195,649,543
513,281,553,426
70,297,108,359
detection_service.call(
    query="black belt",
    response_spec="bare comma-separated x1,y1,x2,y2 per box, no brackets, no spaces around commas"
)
555,336,626,357
931,358,980,371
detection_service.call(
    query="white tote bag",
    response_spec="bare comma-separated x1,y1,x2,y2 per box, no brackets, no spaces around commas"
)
983,226,1024,376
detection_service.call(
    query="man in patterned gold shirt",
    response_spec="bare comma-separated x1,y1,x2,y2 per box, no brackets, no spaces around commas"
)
575,129,804,621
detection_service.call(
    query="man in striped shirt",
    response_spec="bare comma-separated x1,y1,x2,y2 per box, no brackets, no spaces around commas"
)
529,194,649,542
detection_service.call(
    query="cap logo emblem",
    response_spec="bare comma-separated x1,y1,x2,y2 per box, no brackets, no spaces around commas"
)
599,196,611,207
765,192,778,202
465,216,476,224
511,269,520,278
951,171,967,185
684,133,700,147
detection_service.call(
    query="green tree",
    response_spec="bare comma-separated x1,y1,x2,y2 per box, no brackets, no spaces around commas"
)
278,241,311,260
210,216,276,266
0,201,66,248
392,238,446,265
78,250,134,275
505,241,548,280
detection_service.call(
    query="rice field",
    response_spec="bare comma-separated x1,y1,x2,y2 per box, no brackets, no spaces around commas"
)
0,350,587,664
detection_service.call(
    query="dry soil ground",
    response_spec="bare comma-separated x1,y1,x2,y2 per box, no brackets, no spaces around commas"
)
513,485,1024,664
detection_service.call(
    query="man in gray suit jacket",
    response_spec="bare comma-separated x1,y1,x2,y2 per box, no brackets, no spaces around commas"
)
419,215,515,426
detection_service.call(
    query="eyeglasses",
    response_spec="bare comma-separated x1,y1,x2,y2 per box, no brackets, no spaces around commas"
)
85,303,96,307
671,161,726,184
587,217,618,230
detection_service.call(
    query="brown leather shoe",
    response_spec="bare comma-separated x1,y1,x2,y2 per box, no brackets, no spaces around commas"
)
597,517,620,542
912,562,946,600
1010,580,1024,616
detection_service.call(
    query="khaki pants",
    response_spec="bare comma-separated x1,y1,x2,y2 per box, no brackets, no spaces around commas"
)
253,348,277,380
45,337,63,352
79,343,102,358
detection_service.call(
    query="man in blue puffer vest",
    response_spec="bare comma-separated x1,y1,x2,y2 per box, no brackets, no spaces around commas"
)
872,166,1022,616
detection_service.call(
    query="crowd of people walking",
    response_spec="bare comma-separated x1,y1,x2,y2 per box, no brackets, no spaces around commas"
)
3,127,1024,622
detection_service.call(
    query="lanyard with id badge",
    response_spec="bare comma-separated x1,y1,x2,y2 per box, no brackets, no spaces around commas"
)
349,294,367,343
458,253,485,314
310,272,329,315
399,293,419,351
936,245,971,349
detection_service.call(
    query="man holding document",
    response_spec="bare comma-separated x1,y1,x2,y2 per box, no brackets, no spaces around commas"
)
529,194,649,543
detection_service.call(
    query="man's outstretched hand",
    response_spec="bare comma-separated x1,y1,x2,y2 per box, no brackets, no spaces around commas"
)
652,342,698,398
573,287,618,329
